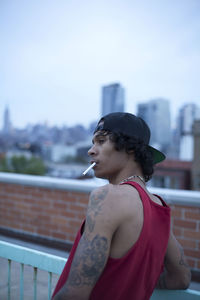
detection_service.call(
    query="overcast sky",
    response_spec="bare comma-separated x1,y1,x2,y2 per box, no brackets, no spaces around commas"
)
0,0,200,129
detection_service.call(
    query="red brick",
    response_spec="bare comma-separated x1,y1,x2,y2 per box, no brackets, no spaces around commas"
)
4,186,20,194
79,195,89,205
52,216,68,226
174,219,197,230
184,249,200,259
185,211,200,220
21,211,34,220
45,208,60,216
37,228,50,236
69,219,82,228
187,258,196,268
76,213,86,220
22,225,35,233
60,211,76,218
171,209,182,218
184,229,200,240
198,261,200,269
177,238,196,249
53,202,67,210
29,191,45,198
31,206,44,213
15,202,30,210
0,202,14,209
69,204,85,212
35,215,51,224
68,234,77,242
62,226,76,234
52,232,67,240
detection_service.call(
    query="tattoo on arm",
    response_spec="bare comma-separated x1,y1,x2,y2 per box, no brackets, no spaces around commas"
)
54,187,110,298
178,244,189,269
157,242,191,290
61,188,109,295
68,234,109,288
88,187,108,216
178,243,191,284
85,186,109,233
86,215,95,232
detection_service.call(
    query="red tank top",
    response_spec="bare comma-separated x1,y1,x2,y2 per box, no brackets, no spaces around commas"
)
52,182,170,300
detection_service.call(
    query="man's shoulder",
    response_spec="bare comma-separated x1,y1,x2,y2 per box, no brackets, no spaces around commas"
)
90,183,141,211
91,182,139,197
87,183,143,233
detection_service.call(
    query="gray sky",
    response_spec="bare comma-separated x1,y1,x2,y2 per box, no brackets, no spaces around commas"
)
0,0,200,129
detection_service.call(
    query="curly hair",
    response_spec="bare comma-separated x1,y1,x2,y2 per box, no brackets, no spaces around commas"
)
107,131,154,182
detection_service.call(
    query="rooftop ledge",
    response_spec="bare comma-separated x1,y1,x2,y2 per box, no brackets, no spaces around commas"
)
0,172,200,207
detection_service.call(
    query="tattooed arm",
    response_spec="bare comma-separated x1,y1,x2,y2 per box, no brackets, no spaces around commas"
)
53,185,118,300
156,230,191,290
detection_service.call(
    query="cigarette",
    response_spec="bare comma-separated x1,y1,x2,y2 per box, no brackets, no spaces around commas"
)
83,162,96,176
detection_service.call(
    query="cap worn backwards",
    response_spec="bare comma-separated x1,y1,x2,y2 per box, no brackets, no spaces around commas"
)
94,112,166,164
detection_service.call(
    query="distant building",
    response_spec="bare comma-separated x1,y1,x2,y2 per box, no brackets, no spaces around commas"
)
150,119,200,191
151,160,192,190
50,144,76,163
3,106,12,134
137,98,171,152
192,120,200,190
101,83,125,116
178,103,200,161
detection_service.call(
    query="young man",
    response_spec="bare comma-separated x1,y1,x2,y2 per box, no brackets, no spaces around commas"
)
52,112,191,300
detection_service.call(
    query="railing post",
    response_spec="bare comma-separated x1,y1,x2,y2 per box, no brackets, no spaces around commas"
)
48,272,52,300
20,263,24,300
7,259,11,300
33,267,37,300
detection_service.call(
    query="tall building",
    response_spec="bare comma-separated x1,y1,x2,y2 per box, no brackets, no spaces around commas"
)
137,98,171,152
178,103,200,161
101,83,125,116
192,120,200,190
3,105,12,134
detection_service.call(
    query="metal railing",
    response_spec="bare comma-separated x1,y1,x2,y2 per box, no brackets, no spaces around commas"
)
0,240,67,300
0,240,200,300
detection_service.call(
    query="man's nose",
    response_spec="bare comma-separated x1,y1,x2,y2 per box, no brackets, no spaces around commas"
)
88,144,96,156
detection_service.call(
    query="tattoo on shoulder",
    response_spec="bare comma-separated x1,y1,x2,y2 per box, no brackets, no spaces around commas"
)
178,244,190,269
86,214,95,232
85,186,109,233
89,186,108,215
68,234,109,287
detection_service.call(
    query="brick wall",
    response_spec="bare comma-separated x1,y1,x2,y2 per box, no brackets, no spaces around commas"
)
171,205,200,271
0,182,89,245
0,175,199,274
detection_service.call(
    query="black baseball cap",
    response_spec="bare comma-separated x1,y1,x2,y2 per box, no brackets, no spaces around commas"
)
94,112,165,164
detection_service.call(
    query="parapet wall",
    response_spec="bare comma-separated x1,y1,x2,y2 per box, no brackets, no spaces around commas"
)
0,172,199,274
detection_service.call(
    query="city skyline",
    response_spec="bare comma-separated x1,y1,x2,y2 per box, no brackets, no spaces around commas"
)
1,0,200,129
2,100,200,133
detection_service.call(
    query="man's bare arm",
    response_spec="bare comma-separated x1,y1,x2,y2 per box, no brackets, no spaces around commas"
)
156,230,191,290
52,185,116,300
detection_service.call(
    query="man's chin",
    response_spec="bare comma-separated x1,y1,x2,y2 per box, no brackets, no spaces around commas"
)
94,171,107,180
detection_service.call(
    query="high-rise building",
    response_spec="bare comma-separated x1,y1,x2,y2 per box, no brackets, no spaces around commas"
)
137,98,171,151
3,105,12,134
178,103,200,161
101,83,125,116
192,120,200,190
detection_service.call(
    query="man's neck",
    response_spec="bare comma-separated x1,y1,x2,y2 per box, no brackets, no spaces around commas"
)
108,169,144,186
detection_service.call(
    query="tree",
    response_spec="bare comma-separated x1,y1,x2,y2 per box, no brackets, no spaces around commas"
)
0,155,46,175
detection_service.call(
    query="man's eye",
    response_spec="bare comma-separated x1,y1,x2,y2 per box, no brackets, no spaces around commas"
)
98,139,105,144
